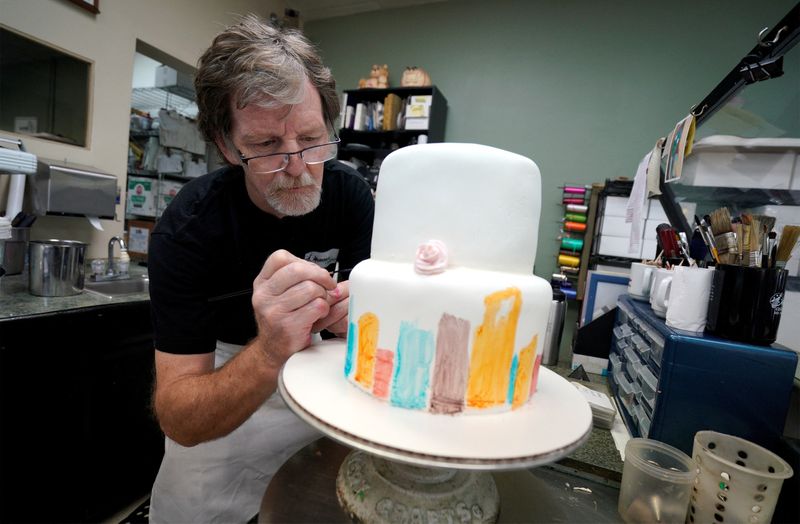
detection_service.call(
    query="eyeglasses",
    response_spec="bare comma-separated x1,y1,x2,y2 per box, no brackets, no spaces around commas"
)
238,136,340,174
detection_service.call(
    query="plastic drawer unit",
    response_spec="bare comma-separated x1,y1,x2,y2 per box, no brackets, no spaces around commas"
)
608,295,797,455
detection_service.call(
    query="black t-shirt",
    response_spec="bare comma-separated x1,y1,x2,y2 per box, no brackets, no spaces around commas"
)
148,161,374,355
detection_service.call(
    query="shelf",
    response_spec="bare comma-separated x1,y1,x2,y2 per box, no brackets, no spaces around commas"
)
129,130,159,138
130,86,197,119
128,168,157,177
669,185,800,210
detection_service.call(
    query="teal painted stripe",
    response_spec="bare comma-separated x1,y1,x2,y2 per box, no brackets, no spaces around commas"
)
390,321,434,410
344,320,357,378
507,354,519,405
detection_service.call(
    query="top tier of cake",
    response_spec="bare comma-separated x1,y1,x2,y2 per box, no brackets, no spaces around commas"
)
371,143,542,273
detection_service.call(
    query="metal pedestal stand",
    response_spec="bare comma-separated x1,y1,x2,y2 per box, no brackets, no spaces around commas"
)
336,450,500,523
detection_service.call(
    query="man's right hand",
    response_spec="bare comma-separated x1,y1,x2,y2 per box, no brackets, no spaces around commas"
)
251,250,337,368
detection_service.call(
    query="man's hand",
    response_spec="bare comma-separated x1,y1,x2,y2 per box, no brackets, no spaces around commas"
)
313,281,350,337
251,250,337,366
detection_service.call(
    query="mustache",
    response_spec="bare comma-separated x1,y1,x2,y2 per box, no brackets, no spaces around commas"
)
271,171,316,190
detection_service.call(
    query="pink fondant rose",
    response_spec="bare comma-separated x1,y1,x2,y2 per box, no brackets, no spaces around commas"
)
414,239,448,275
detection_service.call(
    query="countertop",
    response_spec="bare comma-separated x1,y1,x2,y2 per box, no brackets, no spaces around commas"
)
0,264,150,321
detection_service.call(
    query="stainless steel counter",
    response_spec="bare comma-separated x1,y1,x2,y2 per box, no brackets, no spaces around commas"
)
0,264,149,321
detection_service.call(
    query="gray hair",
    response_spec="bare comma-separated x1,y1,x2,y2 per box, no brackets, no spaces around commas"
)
194,14,340,147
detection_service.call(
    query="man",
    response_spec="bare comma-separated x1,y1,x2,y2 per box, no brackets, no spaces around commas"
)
148,15,374,522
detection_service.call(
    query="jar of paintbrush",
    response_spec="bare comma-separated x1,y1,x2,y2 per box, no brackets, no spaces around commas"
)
704,209,798,345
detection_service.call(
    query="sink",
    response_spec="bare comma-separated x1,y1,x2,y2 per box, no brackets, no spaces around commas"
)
84,276,149,298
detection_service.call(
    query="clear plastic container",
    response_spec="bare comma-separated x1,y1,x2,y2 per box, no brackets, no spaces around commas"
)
614,368,636,407
689,431,793,524
623,345,641,368
649,332,665,366
638,364,658,405
609,352,622,372
619,438,696,523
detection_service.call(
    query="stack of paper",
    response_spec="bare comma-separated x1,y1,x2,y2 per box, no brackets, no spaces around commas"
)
572,382,616,429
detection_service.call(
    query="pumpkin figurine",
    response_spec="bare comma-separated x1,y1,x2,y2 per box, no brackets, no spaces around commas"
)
400,66,431,87
358,64,389,89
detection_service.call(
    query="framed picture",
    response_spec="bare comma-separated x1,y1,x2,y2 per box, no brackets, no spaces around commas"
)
581,270,630,326
66,0,99,14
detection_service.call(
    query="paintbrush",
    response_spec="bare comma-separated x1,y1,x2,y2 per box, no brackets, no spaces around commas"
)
208,267,352,302
709,208,736,264
774,225,800,269
732,222,744,265
695,215,719,264
749,216,763,267
740,213,752,266
754,215,776,235
764,231,777,268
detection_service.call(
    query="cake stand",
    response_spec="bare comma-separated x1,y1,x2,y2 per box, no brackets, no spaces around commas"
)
279,340,593,523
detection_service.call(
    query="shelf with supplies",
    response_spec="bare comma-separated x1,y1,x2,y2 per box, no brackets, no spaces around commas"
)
338,86,447,189
657,4,800,280
126,104,209,262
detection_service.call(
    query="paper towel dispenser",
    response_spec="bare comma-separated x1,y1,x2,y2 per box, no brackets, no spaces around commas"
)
29,160,118,219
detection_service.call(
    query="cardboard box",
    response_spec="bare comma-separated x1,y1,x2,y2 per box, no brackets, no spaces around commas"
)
127,176,156,217
600,215,634,237
155,65,193,91
644,219,662,241
603,196,629,217
597,235,642,259
127,220,155,259
158,179,185,215
641,239,659,260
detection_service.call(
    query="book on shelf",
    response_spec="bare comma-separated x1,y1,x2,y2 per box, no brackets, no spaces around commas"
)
382,93,402,131
347,101,385,131
403,94,432,130
353,103,366,131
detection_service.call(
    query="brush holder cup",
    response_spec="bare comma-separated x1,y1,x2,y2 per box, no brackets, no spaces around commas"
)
705,265,787,345
689,431,793,524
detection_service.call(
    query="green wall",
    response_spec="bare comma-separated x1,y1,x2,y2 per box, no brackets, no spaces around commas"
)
305,0,795,280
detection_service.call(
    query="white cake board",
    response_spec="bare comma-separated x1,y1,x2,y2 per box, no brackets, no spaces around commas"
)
279,340,593,470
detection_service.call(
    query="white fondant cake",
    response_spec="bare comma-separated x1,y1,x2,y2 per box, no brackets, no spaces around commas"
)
344,143,551,414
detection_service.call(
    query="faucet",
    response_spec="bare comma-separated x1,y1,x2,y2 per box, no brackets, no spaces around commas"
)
106,236,129,278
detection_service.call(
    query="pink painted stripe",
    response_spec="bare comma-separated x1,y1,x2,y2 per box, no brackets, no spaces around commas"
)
372,349,394,399
529,354,543,396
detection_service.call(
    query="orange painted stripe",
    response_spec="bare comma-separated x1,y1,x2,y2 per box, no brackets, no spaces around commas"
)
372,349,394,399
512,334,538,408
466,288,522,408
529,354,543,396
354,312,378,389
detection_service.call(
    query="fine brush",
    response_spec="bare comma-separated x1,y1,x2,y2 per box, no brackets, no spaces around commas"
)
208,268,352,302
749,215,763,267
740,213,752,266
774,225,800,269
764,231,777,268
695,215,720,264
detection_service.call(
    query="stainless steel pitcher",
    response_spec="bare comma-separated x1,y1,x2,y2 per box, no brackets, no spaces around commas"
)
28,239,87,297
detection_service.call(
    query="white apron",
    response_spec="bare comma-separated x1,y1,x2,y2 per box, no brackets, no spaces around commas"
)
149,340,321,523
